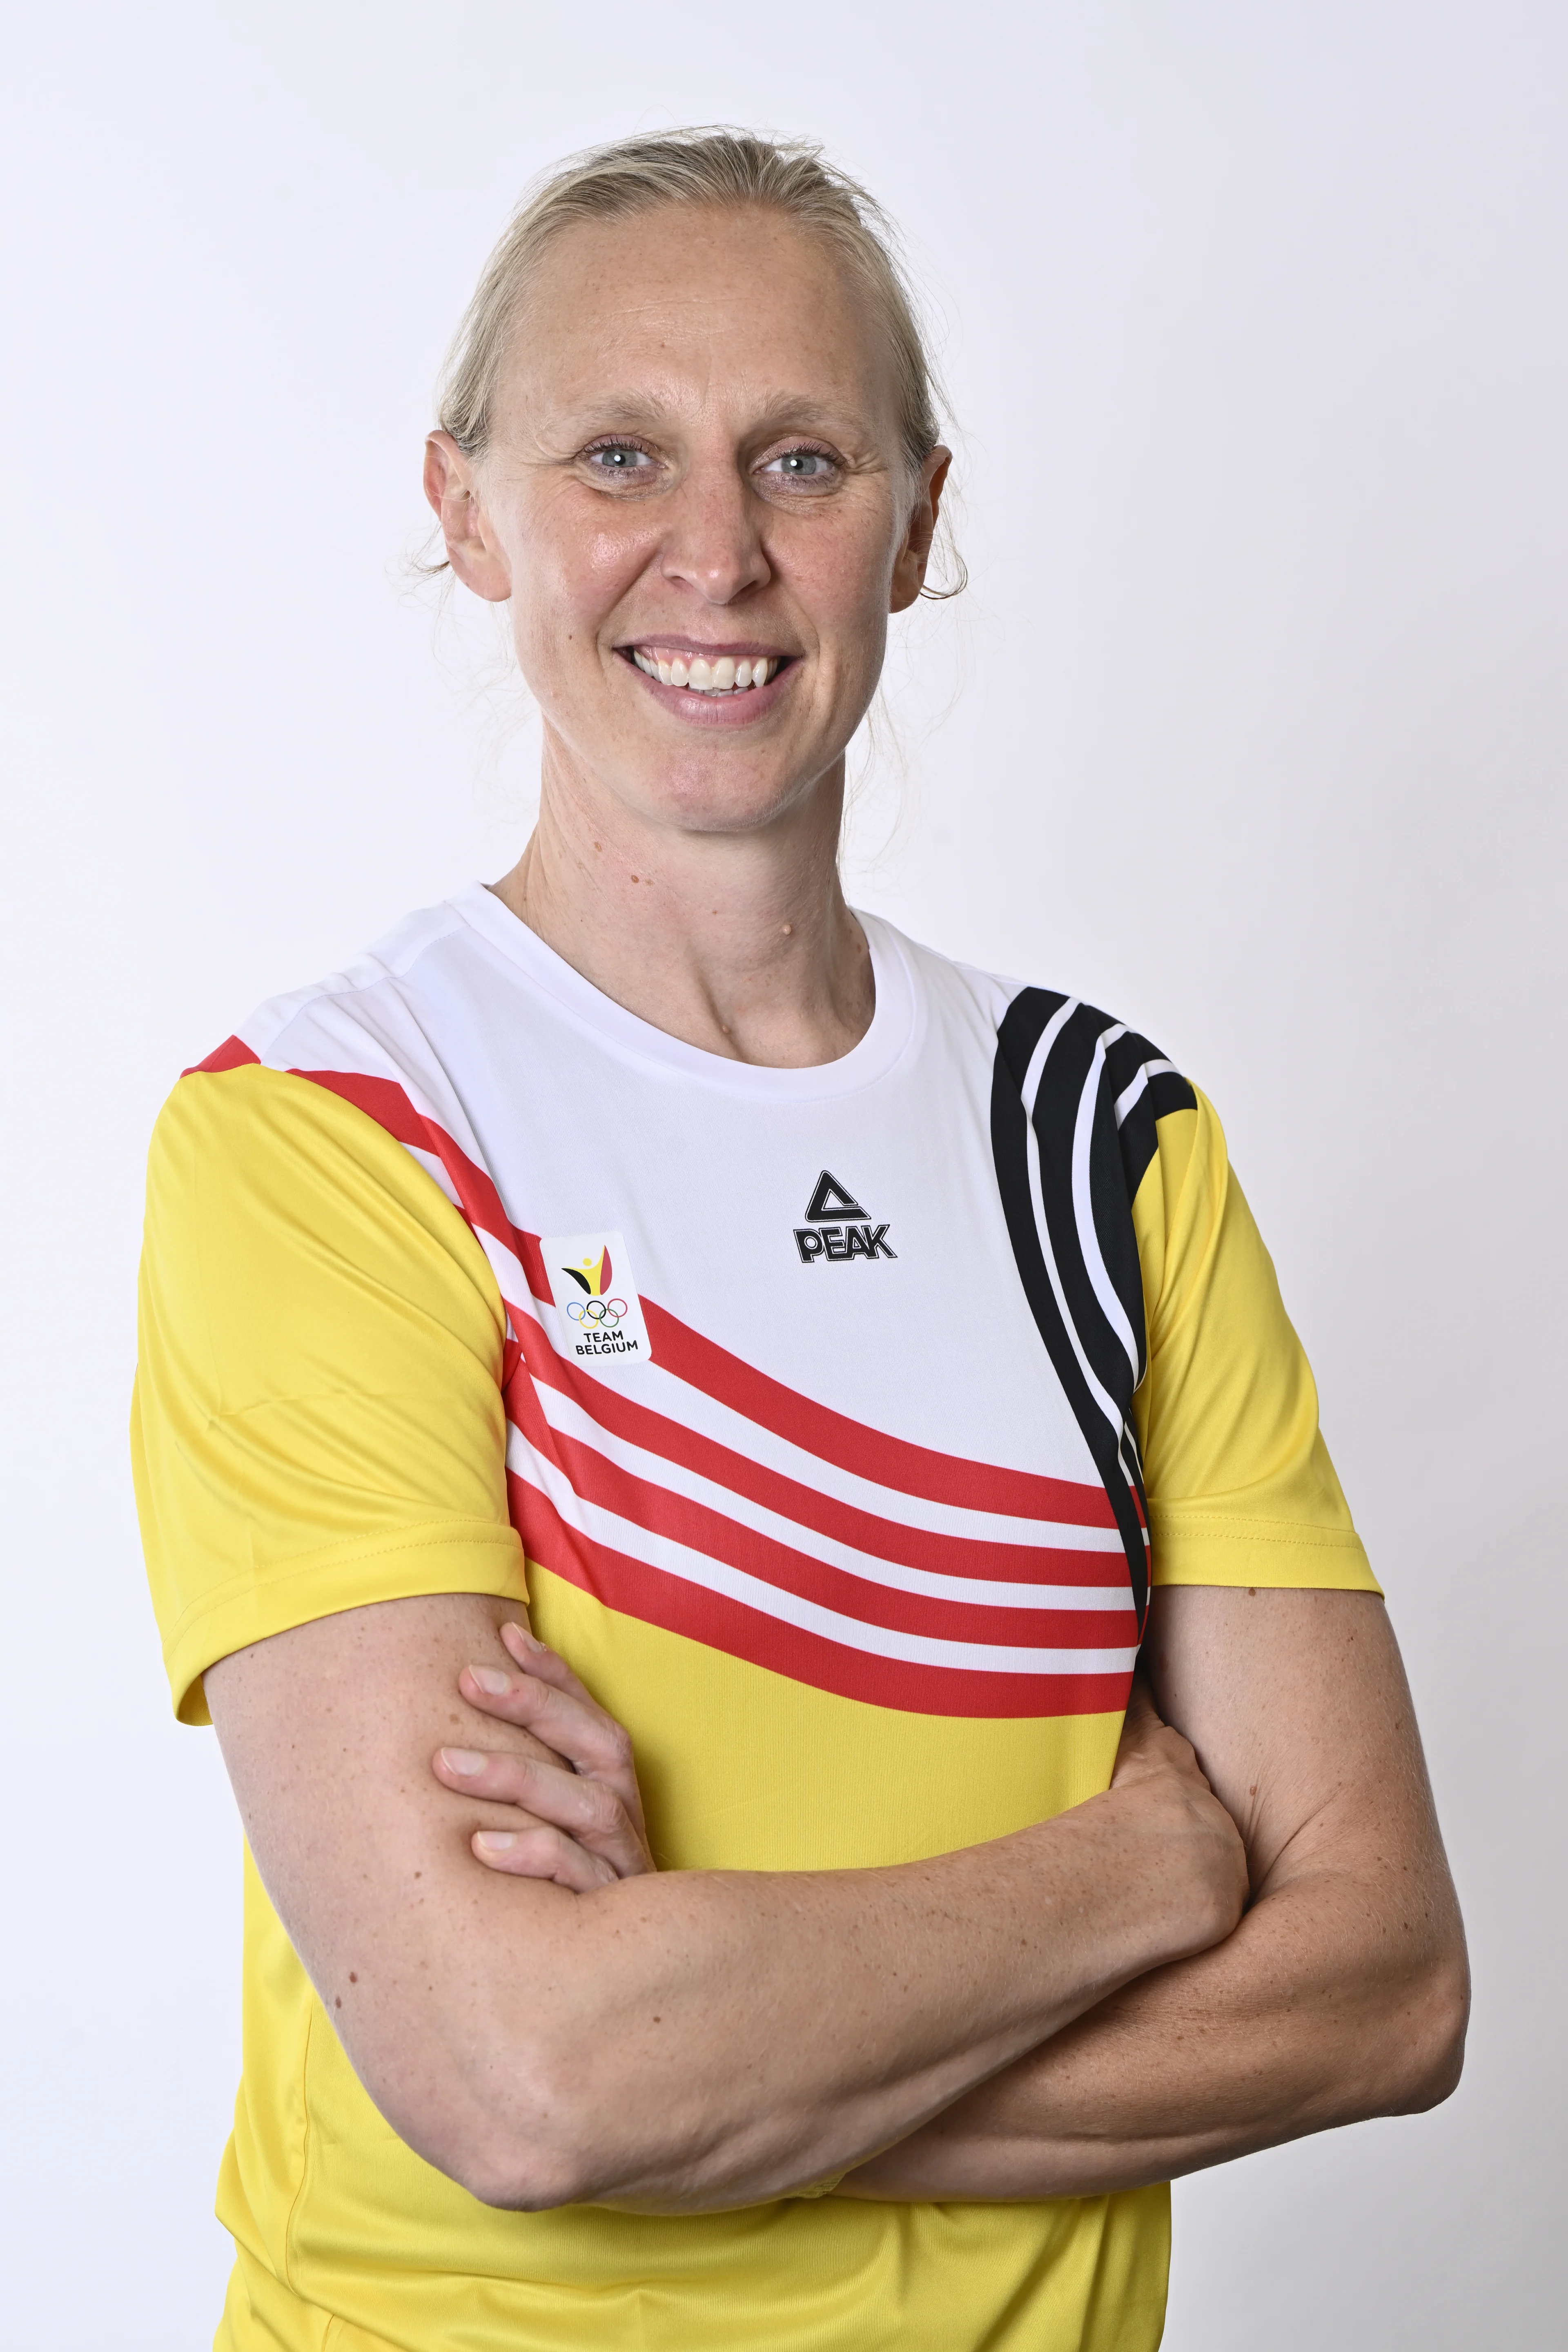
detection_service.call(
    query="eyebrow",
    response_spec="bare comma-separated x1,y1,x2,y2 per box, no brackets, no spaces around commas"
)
551,390,884,446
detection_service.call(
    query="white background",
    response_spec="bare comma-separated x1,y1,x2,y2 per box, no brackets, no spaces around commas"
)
2,4,1563,2343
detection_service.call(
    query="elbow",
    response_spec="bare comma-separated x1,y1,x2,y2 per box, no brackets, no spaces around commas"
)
448,2135,590,2214
382,2031,604,2214
1386,1942,1470,2116
449,2058,601,2212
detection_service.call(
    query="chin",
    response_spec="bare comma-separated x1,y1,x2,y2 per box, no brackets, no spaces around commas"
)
615,755,831,838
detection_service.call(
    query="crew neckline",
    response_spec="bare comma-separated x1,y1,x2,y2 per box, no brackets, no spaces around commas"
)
449,880,920,1100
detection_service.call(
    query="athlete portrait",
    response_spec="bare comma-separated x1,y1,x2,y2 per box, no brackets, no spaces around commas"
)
132,129,1469,2351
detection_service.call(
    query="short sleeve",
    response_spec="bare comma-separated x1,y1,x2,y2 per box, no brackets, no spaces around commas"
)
132,1063,528,1724
1129,1087,1380,1594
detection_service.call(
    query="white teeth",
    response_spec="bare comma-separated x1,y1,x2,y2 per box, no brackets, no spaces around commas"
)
632,649,780,692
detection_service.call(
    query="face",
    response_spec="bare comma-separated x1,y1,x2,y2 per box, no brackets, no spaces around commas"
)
426,205,949,837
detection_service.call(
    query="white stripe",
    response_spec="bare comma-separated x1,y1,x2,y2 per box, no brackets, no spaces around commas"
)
1072,1023,1142,1385
1112,1058,1177,1130
533,1369,1132,1557
459,1234,1124,1553
509,1443,1139,1679
379,1080,1145,1601
514,1386,1140,1611
413,1140,1135,1555
407,1142,463,1207
1018,1013,1126,1443
624,1356,1118,1550
1019,995,1080,1110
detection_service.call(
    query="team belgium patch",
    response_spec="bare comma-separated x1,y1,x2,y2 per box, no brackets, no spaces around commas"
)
540,1229,654,1363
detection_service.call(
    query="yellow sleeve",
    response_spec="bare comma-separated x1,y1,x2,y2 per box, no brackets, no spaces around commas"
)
1129,1088,1380,1593
132,1062,528,1725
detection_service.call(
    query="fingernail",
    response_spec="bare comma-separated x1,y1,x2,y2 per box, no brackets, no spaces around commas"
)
469,1666,510,1695
503,1621,547,1654
440,1747,488,1775
474,1831,516,1854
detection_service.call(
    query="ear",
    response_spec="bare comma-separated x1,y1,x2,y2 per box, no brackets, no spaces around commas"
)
889,447,953,613
423,432,513,602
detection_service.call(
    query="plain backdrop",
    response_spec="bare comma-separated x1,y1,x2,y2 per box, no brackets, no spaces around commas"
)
2,4,1563,2344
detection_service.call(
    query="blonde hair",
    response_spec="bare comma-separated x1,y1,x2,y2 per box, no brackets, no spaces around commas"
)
437,127,960,588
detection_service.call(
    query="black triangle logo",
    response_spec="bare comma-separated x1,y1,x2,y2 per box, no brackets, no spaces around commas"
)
804,1169,869,1223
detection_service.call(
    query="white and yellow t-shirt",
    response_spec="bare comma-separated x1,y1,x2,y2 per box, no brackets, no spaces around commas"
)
134,887,1376,2352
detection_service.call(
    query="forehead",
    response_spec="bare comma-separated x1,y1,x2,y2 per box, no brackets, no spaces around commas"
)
501,204,899,437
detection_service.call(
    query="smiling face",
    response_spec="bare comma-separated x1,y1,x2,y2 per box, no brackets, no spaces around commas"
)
429,203,948,839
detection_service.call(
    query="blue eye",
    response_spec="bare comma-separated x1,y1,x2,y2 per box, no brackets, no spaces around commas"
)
768,450,834,478
586,445,654,473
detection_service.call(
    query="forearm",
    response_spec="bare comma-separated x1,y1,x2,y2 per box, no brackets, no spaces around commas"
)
212,1596,1252,2216
372,1786,1232,2213
834,1589,1466,2206
838,1855,1469,2203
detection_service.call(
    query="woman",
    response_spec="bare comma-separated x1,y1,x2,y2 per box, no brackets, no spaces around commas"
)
134,130,1466,2352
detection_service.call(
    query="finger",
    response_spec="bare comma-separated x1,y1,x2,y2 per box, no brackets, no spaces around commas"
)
467,1624,618,1741
450,1710,562,1773
457,1660,644,1816
497,1625,644,1778
499,1618,600,1707
434,1745,653,1878
458,1628,653,1853
472,1824,617,1893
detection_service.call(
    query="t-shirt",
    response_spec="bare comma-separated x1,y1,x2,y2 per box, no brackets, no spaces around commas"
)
133,886,1377,2352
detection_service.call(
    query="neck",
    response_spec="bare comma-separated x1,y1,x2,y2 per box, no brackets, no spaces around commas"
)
491,735,875,1067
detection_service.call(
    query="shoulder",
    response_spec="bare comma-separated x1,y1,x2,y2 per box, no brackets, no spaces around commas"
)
142,1061,504,1395
185,893,480,1082
160,888,526,1243
869,917,1201,1205
148,1058,449,1228
146,893,514,1290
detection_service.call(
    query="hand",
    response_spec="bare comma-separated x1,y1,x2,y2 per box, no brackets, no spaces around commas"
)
1105,1675,1250,1953
430,1619,655,1892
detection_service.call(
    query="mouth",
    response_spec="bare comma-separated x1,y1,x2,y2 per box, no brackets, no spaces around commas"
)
620,643,791,698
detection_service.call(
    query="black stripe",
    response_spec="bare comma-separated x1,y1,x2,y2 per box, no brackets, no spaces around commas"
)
1110,1045,1196,1205
1096,1034,1194,1382
1028,1003,1142,1416
991,991,1150,1631
1089,1076,1149,1388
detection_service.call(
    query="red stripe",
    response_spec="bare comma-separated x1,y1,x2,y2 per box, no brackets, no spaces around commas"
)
198,1058,1138,1715
639,1298,1114,1526
284,1065,1121,1532
505,1373,1136,1653
293,1068,527,1248
185,1035,261,1076
504,1318,1129,1591
511,1474,1134,1722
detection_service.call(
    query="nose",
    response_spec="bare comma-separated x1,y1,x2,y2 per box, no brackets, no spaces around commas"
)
658,455,771,606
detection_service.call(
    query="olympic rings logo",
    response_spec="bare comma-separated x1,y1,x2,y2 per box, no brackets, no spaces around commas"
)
567,1296,628,1328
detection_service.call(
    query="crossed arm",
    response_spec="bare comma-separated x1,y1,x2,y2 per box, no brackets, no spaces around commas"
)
205,1583,1466,2211
840,1585,1467,2198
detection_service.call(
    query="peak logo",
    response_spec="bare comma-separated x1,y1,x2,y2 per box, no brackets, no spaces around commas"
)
794,1170,896,1265
540,1228,653,1364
